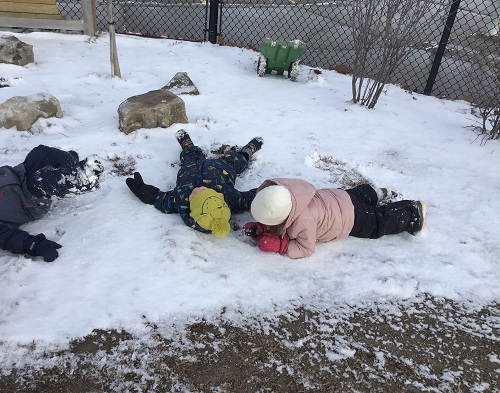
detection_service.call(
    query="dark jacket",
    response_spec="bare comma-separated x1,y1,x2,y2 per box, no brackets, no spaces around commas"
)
0,144,88,256
154,146,256,232
0,163,51,255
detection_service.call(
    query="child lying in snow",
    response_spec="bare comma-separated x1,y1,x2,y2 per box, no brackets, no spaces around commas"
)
0,145,104,262
126,130,263,238
243,179,427,259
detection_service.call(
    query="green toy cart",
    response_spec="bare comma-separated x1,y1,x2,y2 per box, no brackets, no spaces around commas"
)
257,38,306,81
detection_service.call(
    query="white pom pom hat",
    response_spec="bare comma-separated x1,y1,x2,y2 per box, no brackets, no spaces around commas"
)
251,185,292,225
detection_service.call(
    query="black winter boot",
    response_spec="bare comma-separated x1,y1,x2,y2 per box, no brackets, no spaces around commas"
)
241,137,264,159
68,150,79,161
411,201,427,236
176,129,194,149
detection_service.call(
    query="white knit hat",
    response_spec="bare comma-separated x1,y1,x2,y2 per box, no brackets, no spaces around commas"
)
251,185,292,225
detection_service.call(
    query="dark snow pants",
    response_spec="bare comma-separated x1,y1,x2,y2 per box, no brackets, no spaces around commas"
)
23,145,80,199
178,145,250,184
346,184,420,239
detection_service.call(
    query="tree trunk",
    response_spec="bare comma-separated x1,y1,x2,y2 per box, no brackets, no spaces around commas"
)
107,0,121,78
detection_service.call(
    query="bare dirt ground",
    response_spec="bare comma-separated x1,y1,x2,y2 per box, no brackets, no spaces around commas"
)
1,294,499,392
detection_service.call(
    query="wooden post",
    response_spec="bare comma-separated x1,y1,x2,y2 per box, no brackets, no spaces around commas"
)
81,0,97,36
107,0,121,78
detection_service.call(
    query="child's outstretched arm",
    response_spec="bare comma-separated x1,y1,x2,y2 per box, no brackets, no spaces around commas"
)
0,223,61,262
256,227,317,259
126,172,160,205
0,223,30,256
258,233,289,255
154,189,177,213
221,187,256,213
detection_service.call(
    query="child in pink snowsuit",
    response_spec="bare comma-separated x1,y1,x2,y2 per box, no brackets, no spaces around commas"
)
243,178,426,259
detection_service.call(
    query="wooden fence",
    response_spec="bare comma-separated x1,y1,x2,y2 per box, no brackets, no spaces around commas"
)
0,0,96,35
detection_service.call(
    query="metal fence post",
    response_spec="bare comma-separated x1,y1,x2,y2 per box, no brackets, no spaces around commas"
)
208,0,220,44
424,0,461,95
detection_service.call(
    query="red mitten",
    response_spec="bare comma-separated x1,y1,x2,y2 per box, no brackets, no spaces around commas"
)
243,222,267,240
258,233,289,255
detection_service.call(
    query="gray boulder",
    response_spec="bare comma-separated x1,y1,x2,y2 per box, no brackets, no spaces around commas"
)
0,36,34,66
162,72,200,96
0,93,63,131
118,89,188,134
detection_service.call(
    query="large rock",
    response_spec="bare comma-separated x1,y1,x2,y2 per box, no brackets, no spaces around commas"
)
0,93,63,131
162,72,200,95
118,89,188,134
0,36,34,66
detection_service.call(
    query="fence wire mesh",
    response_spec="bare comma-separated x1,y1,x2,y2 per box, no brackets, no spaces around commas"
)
57,0,499,104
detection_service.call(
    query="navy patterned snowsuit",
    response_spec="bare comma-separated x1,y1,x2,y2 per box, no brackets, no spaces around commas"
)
154,145,256,233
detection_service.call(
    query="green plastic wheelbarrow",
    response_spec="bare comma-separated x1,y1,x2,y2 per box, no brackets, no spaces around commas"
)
257,38,306,81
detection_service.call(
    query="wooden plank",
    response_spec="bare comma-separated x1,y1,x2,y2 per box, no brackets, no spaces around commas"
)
0,11,63,19
0,0,57,4
0,16,83,30
0,3,61,15
0,1,96,35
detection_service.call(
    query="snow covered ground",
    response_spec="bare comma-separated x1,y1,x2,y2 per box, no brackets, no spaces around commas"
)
0,32,499,375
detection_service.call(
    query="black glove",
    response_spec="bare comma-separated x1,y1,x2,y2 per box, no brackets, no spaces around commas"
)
126,172,160,205
23,234,62,262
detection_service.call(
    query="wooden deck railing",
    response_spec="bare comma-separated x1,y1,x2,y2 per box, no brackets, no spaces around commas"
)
0,0,96,35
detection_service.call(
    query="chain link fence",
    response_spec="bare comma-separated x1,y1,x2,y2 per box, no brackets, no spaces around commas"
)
57,0,499,104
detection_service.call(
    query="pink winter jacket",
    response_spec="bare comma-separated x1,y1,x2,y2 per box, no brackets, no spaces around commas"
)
256,178,355,259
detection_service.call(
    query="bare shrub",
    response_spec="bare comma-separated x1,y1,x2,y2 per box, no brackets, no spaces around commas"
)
463,46,500,142
350,0,448,108
475,104,500,143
